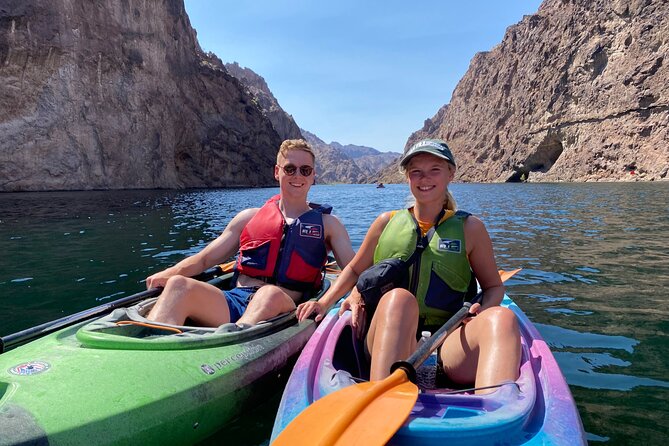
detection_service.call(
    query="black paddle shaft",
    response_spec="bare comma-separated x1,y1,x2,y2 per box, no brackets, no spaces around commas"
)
0,265,223,354
390,293,483,383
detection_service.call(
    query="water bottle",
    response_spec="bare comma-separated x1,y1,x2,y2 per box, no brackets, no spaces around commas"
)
417,330,431,348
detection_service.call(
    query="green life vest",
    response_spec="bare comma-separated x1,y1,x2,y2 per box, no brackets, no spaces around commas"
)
373,209,476,326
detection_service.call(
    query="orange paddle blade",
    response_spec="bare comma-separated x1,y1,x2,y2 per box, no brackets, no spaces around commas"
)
499,268,522,283
219,260,236,273
325,259,341,275
273,369,418,446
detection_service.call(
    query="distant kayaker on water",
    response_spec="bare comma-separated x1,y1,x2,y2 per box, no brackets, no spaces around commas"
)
146,139,354,327
296,139,521,392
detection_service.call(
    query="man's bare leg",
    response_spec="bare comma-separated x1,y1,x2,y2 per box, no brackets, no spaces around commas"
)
147,276,232,326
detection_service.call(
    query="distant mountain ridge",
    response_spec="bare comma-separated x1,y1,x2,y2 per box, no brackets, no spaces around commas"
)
301,130,399,183
331,142,400,177
331,143,384,159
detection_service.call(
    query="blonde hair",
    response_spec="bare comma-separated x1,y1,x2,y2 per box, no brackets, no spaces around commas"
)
403,157,457,211
277,139,315,164
443,189,457,211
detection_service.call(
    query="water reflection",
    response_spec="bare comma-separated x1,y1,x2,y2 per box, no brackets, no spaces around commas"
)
556,352,669,391
534,323,638,352
1,183,668,445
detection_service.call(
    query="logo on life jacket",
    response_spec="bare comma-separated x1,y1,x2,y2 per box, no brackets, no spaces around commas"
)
438,238,461,253
300,223,323,239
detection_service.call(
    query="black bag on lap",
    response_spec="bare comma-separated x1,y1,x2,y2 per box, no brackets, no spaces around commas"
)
355,210,444,310
356,258,411,308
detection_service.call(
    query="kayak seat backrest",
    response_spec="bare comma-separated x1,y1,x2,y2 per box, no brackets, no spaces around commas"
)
80,305,219,336
213,311,296,334
86,298,293,333
214,323,245,333
331,324,369,381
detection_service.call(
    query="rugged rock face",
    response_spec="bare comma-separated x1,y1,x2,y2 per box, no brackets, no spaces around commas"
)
372,158,404,185
224,62,303,142
302,130,368,184
406,0,668,183
0,0,282,191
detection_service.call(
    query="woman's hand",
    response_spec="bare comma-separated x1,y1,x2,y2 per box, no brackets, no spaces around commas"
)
338,289,367,339
462,302,481,325
296,300,327,322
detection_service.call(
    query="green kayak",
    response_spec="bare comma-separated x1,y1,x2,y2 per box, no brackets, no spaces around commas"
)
0,272,324,445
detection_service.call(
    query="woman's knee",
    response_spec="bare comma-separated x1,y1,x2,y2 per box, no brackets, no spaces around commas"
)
477,306,519,336
376,289,419,323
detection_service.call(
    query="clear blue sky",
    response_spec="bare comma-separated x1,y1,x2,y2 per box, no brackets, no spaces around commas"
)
184,1,544,153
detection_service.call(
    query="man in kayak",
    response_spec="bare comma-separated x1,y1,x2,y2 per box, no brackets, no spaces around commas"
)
296,139,520,392
146,139,355,327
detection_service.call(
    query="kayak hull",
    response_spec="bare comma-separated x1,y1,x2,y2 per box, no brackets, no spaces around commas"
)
271,296,586,445
0,275,321,446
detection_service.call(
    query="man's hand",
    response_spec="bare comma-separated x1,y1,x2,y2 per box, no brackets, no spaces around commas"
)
145,271,173,290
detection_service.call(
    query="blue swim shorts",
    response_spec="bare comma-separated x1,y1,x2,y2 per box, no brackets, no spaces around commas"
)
223,286,259,323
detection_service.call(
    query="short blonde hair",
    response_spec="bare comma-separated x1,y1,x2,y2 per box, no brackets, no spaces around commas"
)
277,139,315,164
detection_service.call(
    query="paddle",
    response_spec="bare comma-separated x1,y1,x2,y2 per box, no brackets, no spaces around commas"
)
273,268,521,446
0,261,237,353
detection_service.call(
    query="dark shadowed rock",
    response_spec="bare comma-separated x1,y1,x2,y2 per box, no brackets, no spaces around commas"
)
402,0,668,183
0,0,282,191
224,62,303,142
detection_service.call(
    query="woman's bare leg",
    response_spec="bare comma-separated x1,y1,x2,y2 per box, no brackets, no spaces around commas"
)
440,306,521,393
366,289,419,381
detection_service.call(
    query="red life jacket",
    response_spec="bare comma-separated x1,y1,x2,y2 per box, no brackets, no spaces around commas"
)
235,195,332,291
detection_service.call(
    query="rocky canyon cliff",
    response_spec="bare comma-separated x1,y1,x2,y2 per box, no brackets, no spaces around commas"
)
401,0,668,183
0,0,283,191
224,62,302,143
223,64,398,184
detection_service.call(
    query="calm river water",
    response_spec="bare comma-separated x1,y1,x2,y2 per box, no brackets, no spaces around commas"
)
1,183,667,445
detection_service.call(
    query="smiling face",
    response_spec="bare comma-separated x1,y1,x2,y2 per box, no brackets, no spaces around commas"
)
275,149,315,199
405,153,455,205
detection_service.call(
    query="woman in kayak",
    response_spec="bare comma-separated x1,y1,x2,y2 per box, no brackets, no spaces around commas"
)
146,139,354,327
296,139,520,392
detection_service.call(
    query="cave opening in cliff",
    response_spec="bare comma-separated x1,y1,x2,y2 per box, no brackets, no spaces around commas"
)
508,134,564,182
508,170,528,183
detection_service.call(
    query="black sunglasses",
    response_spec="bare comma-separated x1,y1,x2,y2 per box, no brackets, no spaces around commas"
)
279,164,314,176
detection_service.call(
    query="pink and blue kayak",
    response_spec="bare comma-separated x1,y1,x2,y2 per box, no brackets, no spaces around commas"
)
271,295,586,445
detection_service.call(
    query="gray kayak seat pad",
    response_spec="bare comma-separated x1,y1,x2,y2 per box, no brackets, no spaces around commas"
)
81,297,296,339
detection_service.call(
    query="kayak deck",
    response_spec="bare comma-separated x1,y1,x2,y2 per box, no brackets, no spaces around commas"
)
271,296,586,445
0,274,327,445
